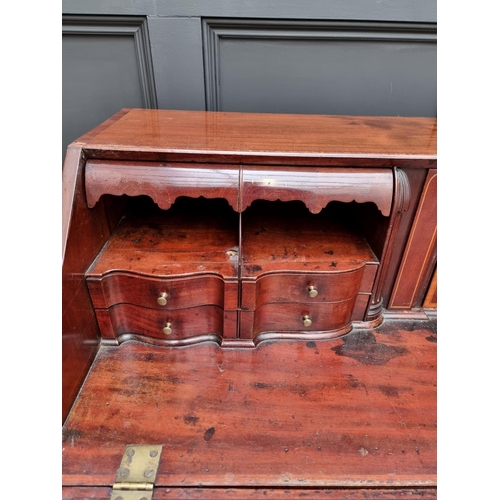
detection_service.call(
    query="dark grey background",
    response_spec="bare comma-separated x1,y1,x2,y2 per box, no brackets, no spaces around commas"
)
62,1,436,161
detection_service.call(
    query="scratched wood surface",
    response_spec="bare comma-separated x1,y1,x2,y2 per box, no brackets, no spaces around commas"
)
87,197,240,279
62,108,134,422
62,319,436,490
241,200,378,276
62,486,437,499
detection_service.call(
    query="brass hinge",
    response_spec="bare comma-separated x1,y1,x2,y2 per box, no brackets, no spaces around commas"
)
110,445,163,500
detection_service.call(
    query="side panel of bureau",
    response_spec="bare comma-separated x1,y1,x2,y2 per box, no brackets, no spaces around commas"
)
388,169,437,310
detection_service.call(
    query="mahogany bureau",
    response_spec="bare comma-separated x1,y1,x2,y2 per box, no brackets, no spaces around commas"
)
62,109,437,499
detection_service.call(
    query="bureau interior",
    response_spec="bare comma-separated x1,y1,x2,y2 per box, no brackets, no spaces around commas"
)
87,195,385,277
241,199,380,275
87,196,240,279
85,195,386,345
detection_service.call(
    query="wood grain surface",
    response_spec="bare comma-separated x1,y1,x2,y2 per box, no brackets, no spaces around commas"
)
63,108,437,425
76,109,436,168
388,170,437,310
86,197,381,343
241,201,378,276
240,270,366,310
250,299,359,337
241,167,393,215
62,486,437,499
86,198,240,279
85,161,240,211
423,268,437,309
62,145,111,422
95,303,224,342
87,273,230,310
63,319,436,489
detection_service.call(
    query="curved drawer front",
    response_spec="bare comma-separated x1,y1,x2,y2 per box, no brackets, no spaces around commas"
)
87,273,226,310
252,298,357,336
97,304,224,340
242,269,365,310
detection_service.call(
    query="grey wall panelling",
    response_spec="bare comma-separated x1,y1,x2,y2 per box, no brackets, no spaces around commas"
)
147,17,206,111
62,15,157,160
62,0,436,157
62,0,437,22
202,19,436,116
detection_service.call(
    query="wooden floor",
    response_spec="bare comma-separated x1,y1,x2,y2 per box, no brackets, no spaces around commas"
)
62,318,437,499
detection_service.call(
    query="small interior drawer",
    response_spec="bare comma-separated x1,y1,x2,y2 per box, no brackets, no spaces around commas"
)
241,269,365,310
95,303,224,342
87,273,228,310
251,298,358,337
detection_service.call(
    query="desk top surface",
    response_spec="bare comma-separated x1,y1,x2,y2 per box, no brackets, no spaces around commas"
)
73,109,436,165
62,319,437,489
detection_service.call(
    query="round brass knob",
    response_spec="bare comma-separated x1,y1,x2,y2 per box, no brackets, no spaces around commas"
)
302,315,312,327
162,322,173,335
157,292,168,306
308,285,318,298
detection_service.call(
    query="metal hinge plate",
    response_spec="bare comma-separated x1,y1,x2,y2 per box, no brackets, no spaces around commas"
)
110,444,163,500
110,492,152,500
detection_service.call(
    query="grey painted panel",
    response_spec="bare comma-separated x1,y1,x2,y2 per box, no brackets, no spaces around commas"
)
62,34,144,159
62,16,157,161
204,21,436,117
148,17,205,110
62,0,437,23
218,39,436,117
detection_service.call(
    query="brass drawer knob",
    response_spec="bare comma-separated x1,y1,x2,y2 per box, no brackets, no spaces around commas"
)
308,285,318,298
302,315,312,327
157,292,168,306
162,322,173,335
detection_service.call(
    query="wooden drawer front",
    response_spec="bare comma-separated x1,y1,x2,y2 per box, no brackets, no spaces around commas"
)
87,273,229,310
252,299,357,336
96,304,224,341
241,269,366,310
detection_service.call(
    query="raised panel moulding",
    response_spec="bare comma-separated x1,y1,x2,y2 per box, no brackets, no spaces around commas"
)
202,19,437,112
62,15,158,108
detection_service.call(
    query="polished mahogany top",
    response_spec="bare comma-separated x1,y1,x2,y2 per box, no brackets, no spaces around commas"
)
74,109,436,167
